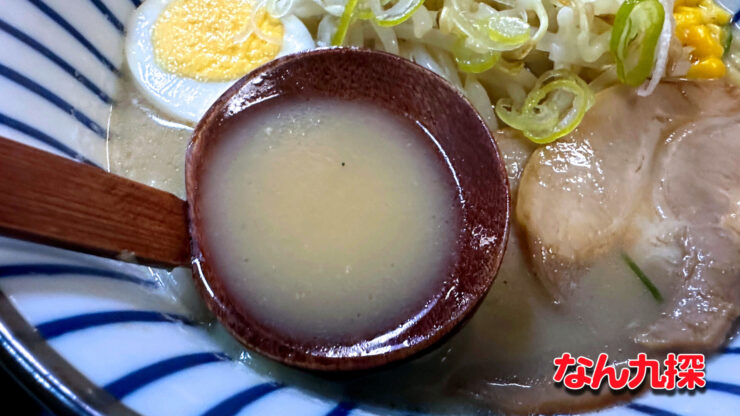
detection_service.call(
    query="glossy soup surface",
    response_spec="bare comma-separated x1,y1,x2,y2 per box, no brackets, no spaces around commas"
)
110,74,740,415
197,97,460,341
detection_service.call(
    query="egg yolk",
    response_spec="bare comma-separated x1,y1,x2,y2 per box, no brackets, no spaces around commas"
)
152,0,284,82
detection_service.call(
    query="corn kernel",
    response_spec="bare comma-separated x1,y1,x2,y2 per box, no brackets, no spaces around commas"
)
673,0,729,79
688,57,726,78
676,27,690,44
699,0,732,25
675,7,704,28
676,0,701,6
707,23,722,39
686,25,725,59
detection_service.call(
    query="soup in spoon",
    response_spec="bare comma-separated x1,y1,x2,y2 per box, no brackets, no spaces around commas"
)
185,49,509,371
198,96,460,342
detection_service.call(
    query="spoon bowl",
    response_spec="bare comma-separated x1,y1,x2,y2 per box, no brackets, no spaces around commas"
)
186,48,510,371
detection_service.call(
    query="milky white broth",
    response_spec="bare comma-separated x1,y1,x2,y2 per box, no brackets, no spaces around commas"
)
197,97,460,341
109,74,739,415
108,74,663,414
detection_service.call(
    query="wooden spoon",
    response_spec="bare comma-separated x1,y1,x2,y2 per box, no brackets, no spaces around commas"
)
0,48,510,372
0,136,189,268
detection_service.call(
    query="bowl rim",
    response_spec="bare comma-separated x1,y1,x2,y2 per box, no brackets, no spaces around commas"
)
0,290,138,416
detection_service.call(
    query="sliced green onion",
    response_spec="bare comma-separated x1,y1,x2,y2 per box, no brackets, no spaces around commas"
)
486,14,531,46
496,57,524,75
495,69,594,144
610,0,665,87
442,0,530,51
371,0,425,27
331,0,359,46
723,24,733,58
453,37,500,73
622,253,664,303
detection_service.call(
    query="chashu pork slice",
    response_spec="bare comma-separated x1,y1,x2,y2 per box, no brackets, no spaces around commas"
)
635,114,740,351
516,81,740,298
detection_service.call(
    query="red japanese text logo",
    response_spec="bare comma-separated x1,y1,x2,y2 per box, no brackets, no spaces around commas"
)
553,353,705,391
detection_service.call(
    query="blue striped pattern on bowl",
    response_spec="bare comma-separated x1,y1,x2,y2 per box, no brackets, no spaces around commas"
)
0,1,739,415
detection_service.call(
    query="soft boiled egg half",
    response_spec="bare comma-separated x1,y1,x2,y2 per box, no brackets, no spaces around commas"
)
126,0,315,123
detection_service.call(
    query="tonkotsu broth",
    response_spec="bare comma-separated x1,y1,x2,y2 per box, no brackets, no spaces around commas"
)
108,75,675,414
198,97,460,340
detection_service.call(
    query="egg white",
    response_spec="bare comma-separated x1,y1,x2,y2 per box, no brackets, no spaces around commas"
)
125,0,315,123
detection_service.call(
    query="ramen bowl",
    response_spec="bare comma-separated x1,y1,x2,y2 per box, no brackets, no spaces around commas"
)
1,1,740,415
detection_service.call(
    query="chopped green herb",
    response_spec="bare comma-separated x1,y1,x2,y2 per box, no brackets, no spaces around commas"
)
723,25,733,58
610,0,665,87
622,253,663,302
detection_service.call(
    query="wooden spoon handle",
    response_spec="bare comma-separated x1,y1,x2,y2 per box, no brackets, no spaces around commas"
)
0,136,190,268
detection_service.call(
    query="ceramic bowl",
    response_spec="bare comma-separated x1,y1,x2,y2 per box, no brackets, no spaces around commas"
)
1,1,740,415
